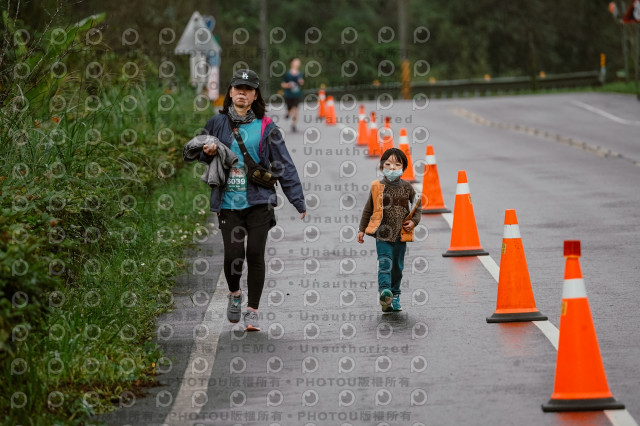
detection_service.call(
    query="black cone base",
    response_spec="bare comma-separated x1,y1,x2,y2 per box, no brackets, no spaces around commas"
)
422,207,451,214
442,248,489,257
542,397,625,412
486,311,548,323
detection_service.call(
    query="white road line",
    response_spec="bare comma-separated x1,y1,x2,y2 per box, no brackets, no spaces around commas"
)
441,212,453,228
532,320,559,350
439,212,636,425
476,255,500,283
163,269,227,425
571,101,640,126
606,409,639,426
320,106,635,425
334,108,634,425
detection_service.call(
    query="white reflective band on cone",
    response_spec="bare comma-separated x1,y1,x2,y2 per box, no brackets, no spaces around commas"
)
503,224,521,239
456,182,470,195
562,278,587,299
426,155,436,165
359,114,365,120
369,122,377,129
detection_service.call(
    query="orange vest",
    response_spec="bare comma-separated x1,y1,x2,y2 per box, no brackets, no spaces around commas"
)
364,180,414,242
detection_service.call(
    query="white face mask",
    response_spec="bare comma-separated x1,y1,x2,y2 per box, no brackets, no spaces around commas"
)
382,168,403,181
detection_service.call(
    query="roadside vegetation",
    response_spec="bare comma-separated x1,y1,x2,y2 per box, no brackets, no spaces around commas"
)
0,10,211,425
599,80,639,95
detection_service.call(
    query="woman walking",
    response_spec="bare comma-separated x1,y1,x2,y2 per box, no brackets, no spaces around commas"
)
198,69,306,331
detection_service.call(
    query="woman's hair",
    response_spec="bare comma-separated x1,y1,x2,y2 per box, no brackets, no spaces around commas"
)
379,148,408,171
219,85,266,118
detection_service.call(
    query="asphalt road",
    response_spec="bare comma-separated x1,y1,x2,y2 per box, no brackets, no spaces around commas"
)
99,92,640,426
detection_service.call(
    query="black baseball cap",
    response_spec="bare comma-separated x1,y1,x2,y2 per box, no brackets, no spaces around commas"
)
230,69,260,88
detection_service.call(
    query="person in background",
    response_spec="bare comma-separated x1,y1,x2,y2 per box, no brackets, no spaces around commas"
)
281,57,304,133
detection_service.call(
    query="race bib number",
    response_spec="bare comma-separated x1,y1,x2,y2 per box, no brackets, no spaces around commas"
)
226,167,247,191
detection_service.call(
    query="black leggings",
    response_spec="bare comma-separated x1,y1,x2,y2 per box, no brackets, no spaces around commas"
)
218,204,275,310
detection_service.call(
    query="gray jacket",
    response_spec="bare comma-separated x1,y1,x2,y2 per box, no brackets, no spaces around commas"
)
182,134,238,187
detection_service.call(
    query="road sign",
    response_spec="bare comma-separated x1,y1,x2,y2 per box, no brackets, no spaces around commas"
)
202,15,216,32
175,11,221,55
175,11,222,92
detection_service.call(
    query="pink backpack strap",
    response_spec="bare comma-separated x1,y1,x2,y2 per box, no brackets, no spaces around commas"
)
259,116,273,153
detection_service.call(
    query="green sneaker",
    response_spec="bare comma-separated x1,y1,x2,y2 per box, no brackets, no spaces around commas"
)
392,295,403,311
379,289,393,312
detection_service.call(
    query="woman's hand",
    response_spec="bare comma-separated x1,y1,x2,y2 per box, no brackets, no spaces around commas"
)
402,220,415,232
203,143,218,156
357,231,365,244
300,212,306,220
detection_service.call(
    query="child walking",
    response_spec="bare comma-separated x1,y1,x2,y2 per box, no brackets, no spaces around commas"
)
357,148,422,312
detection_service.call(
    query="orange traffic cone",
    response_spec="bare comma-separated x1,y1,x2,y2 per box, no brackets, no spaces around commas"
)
367,112,380,157
442,170,489,257
420,145,450,214
325,96,336,126
398,129,416,183
357,105,368,146
380,117,394,152
487,210,547,323
318,88,326,119
541,241,625,412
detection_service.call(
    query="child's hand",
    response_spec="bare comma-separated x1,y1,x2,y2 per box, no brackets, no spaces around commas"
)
357,231,365,244
402,220,415,232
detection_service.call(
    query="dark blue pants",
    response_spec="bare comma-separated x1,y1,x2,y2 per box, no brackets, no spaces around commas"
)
376,239,406,296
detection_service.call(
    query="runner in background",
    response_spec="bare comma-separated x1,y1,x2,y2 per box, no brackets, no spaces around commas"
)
281,57,304,133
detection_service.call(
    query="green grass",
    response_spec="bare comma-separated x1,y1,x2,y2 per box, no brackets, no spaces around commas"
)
598,80,640,95
1,162,209,425
430,81,640,99
0,12,218,424
0,67,214,423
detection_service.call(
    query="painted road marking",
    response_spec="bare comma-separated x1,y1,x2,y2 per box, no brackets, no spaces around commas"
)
279,109,635,424
439,212,637,425
532,320,559,350
605,409,639,426
571,101,640,126
449,107,626,161
476,255,500,283
343,106,635,424
163,269,227,425
440,211,453,228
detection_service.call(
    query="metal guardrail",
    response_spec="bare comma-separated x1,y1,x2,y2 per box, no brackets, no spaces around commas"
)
303,71,602,100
